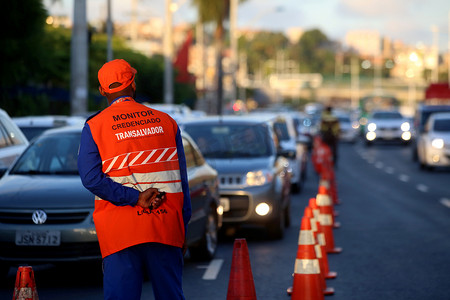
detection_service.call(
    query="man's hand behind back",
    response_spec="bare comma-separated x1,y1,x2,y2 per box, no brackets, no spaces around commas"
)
137,188,166,209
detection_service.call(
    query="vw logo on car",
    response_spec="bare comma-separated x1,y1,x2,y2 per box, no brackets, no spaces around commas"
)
32,210,47,225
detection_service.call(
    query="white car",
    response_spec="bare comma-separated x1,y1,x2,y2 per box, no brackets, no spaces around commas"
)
417,112,450,170
251,112,308,193
364,110,412,146
0,108,29,173
335,113,359,143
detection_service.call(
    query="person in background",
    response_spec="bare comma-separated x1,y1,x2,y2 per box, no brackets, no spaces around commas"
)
320,105,340,166
78,59,191,300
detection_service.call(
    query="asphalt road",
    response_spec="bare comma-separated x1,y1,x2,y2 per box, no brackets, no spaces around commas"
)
1,140,449,299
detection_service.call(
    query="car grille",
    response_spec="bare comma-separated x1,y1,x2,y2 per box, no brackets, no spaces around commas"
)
219,175,244,187
0,210,91,225
378,127,398,131
222,194,250,218
0,242,101,261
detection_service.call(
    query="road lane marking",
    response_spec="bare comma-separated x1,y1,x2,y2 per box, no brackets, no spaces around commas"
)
440,198,450,209
416,184,429,193
399,174,409,182
199,259,223,280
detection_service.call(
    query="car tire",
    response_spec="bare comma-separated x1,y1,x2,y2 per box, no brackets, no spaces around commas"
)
189,207,218,261
267,210,285,240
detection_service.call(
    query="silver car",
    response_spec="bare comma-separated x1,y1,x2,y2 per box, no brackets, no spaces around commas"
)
0,108,28,174
417,112,450,170
181,115,292,239
0,125,221,275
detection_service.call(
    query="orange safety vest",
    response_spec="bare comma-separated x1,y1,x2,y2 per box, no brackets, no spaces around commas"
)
87,98,185,258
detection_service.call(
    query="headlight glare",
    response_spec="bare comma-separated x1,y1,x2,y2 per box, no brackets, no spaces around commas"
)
367,123,377,132
431,138,444,149
401,122,410,131
255,203,270,216
246,170,273,186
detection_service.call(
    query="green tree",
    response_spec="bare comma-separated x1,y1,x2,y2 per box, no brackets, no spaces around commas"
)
239,31,290,76
290,29,337,75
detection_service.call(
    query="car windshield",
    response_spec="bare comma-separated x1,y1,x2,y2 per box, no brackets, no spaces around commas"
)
372,111,403,119
433,119,450,132
183,123,274,158
338,116,350,123
10,132,80,175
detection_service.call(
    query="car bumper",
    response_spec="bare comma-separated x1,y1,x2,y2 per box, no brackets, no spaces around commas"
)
423,148,450,167
219,183,282,226
0,209,101,265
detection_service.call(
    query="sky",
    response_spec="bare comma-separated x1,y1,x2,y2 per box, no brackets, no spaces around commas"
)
45,0,450,52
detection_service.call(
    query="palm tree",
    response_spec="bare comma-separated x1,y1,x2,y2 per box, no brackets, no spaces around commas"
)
192,0,229,115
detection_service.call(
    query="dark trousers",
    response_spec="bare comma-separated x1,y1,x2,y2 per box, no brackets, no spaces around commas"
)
103,242,185,300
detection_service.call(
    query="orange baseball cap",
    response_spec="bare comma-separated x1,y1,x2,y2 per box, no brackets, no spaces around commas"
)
98,59,137,93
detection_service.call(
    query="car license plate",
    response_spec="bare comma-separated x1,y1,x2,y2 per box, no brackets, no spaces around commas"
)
220,197,230,212
15,230,61,246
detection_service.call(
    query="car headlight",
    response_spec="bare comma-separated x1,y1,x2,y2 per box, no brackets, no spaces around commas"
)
367,123,377,132
431,138,444,149
366,131,376,141
255,203,270,216
246,169,273,186
401,122,410,131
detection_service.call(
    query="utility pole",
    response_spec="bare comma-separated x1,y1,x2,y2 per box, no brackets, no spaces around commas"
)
230,0,238,102
106,0,113,61
164,0,174,104
70,0,88,116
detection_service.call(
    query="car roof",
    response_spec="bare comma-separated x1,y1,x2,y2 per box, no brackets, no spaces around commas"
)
181,115,267,125
13,115,86,127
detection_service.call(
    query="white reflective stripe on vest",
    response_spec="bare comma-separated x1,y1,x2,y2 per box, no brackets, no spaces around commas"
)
103,147,178,173
109,170,182,194
294,258,320,274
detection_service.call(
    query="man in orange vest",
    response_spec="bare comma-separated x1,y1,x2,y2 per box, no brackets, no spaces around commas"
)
78,59,191,300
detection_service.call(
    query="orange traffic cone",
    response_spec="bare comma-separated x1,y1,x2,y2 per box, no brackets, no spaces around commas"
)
311,196,342,254
12,266,39,300
304,206,337,280
289,217,325,300
319,165,340,206
316,185,340,228
227,238,257,300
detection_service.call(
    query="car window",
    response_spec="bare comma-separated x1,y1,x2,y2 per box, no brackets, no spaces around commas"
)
182,137,197,168
433,119,450,132
0,116,28,148
372,112,403,119
273,121,290,141
184,123,274,159
11,132,80,175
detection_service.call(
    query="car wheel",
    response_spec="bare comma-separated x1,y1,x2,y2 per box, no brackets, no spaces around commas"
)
267,210,285,240
284,202,291,228
0,263,10,280
189,207,218,261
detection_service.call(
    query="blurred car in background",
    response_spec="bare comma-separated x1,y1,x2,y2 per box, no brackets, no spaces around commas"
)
411,104,450,161
417,112,450,171
364,110,412,146
13,115,85,141
335,112,359,143
0,126,221,275
181,115,292,239
254,112,308,193
0,108,28,174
